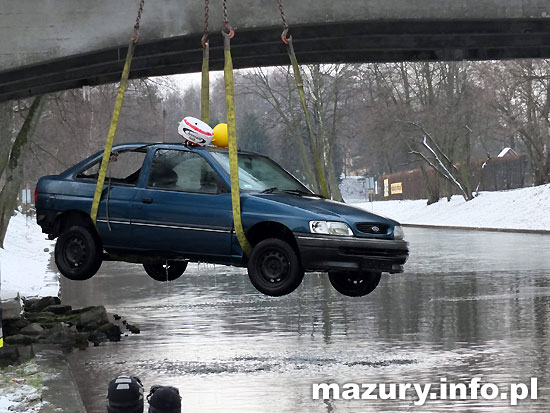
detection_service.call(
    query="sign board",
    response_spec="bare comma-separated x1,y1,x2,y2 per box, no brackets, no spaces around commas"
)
383,179,389,197
21,189,32,205
391,182,403,195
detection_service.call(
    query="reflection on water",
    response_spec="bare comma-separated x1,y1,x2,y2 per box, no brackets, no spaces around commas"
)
60,228,550,412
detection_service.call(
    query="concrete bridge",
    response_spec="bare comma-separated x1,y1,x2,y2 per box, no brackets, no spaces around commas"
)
2,0,550,102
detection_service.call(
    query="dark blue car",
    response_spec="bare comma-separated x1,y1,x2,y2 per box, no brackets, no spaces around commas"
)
36,143,408,297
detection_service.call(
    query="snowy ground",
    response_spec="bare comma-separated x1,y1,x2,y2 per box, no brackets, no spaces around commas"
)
0,212,58,301
351,183,550,231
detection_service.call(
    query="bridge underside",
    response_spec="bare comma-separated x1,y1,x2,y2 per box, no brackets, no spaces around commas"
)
2,18,550,103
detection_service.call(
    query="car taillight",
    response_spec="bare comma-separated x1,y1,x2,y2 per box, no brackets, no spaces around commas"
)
34,186,38,204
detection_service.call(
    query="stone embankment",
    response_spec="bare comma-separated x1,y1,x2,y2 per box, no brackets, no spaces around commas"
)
1,295,140,366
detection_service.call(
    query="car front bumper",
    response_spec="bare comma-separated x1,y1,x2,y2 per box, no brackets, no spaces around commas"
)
295,233,409,274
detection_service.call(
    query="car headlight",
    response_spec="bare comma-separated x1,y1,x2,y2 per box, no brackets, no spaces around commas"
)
309,221,353,236
393,225,404,240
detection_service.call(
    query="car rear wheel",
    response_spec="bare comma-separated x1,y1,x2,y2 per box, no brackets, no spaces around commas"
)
55,225,102,280
247,238,304,297
143,261,187,282
328,271,382,297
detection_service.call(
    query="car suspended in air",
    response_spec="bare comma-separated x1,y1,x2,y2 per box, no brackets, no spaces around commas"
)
35,120,408,297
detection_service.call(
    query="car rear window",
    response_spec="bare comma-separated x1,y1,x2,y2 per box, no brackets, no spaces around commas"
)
76,149,146,186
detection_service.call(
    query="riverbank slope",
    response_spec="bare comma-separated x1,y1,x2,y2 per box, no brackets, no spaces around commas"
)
352,184,550,232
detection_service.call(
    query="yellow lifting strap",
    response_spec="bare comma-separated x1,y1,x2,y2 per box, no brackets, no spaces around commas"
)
285,36,330,199
222,23,253,257
201,43,210,125
277,0,330,198
200,0,210,124
90,0,145,225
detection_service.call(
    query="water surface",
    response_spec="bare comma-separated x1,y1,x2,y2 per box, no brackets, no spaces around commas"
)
60,228,550,412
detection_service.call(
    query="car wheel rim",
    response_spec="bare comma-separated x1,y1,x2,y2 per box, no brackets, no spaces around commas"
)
259,250,289,284
344,274,365,286
65,236,87,268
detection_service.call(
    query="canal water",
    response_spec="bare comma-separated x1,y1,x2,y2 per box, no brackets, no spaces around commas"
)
60,228,550,412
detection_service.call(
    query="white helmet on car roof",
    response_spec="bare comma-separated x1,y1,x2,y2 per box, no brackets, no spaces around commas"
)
177,116,214,146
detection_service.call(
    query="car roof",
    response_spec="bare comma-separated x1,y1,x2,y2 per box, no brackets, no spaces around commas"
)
59,142,266,178
111,142,262,156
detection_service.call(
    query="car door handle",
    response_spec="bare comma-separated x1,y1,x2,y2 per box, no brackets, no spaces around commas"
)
141,197,153,204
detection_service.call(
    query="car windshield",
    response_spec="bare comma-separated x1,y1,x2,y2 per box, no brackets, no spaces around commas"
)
209,152,311,193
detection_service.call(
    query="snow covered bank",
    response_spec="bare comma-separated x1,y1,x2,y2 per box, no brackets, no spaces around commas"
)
353,184,550,232
0,212,58,299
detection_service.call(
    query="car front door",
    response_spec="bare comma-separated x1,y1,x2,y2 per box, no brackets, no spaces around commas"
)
76,148,146,249
132,148,233,260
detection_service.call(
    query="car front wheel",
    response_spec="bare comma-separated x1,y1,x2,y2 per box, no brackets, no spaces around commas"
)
55,225,103,280
143,261,188,282
328,271,382,297
247,238,304,297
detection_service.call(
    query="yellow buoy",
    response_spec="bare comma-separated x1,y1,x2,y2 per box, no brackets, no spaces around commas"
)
212,123,229,147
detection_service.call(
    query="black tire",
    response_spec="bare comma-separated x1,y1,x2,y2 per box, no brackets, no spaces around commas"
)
143,261,187,282
328,271,382,297
247,238,304,297
54,225,102,280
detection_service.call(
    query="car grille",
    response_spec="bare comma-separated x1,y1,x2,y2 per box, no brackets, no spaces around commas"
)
356,222,389,235
339,247,406,257
339,247,408,264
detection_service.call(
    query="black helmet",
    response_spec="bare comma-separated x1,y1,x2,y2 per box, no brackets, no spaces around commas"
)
147,385,182,413
107,375,144,413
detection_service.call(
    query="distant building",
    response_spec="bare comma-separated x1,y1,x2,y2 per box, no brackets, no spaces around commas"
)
497,147,519,159
376,150,529,200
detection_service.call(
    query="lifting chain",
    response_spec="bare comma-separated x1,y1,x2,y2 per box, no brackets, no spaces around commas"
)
223,0,228,24
276,0,289,42
133,0,145,42
201,0,209,47
222,0,235,38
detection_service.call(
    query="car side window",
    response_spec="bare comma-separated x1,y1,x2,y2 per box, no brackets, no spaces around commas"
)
77,162,100,180
147,149,220,194
76,149,146,186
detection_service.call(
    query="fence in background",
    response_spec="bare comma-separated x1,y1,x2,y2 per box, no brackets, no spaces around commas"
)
376,155,530,200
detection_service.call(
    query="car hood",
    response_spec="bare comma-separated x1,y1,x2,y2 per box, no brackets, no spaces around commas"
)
249,193,398,226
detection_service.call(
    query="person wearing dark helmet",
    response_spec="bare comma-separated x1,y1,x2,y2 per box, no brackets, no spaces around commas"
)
107,375,144,413
147,385,182,413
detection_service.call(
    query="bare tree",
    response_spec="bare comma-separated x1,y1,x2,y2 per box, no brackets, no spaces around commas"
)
485,60,550,186
239,67,318,189
239,65,353,201
0,96,44,246
352,61,500,202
